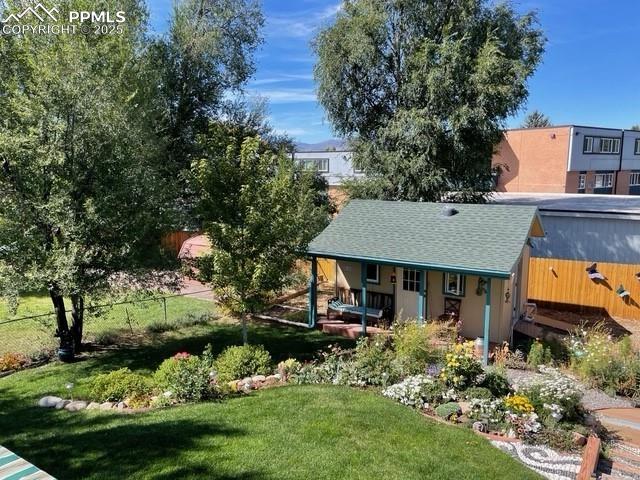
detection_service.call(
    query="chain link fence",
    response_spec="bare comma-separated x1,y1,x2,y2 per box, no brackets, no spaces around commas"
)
0,290,216,360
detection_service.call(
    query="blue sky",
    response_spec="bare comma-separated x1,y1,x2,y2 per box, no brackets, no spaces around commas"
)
148,0,640,144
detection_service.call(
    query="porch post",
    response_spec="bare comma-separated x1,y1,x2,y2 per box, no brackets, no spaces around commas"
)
308,256,318,328
360,261,367,336
417,270,425,324
483,277,492,366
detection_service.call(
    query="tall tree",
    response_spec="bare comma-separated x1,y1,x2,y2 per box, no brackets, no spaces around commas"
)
191,123,331,343
314,0,545,202
0,0,173,355
630,125,640,131
522,110,552,128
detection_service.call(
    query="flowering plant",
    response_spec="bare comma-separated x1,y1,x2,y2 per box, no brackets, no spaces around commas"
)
468,398,505,425
382,375,438,409
504,395,534,414
173,352,191,360
439,341,483,389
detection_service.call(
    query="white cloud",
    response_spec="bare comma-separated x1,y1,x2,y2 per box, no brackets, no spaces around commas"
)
251,88,317,103
250,73,314,86
266,2,342,39
274,127,308,136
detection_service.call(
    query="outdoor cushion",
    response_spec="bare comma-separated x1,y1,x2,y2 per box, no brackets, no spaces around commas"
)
328,299,383,319
0,446,55,479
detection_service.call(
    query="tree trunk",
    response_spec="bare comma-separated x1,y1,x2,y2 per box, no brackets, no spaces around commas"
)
242,313,249,345
49,283,74,359
70,294,84,353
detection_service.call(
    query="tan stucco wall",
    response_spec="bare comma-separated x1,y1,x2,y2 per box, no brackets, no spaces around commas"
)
492,127,571,193
336,261,516,343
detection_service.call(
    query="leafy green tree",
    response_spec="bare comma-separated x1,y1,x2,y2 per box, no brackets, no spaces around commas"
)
630,125,640,131
0,0,173,355
191,123,331,343
521,110,552,128
314,0,545,202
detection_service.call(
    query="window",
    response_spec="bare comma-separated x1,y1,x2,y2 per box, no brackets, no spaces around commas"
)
366,264,379,284
578,173,586,190
594,173,613,188
443,273,465,296
583,136,593,153
635,139,640,155
630,172,640,186
299,158,329,172
402,269,420,292
599,137,620,154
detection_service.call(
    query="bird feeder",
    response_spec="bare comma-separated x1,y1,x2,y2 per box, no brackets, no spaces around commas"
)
586,263,605,280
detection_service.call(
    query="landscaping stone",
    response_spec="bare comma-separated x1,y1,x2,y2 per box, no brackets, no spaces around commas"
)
86,402,100,410
38,396,63,408
251,375,266,383
65,401,88,412
492,440,581,480
263,376,279,386
100,402,114,410
55,400,71,409
572,432,587,447
274,373,282,381
458,401,471,415
116,401,127,410
472,421,487,433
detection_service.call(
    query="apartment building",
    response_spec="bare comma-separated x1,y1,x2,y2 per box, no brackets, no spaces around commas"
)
292,150,362,203
493,125,640,195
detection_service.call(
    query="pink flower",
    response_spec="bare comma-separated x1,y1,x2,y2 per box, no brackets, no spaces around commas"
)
173,352,191,360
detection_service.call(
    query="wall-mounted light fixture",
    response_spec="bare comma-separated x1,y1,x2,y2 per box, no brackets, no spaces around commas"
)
586,263,605,280
476,277,487,296
505,289,511,303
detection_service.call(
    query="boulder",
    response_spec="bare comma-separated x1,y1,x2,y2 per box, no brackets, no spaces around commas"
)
55,400,71,409
274,373,283,381
251,375,266,383
572,432,587,447
458,401,471,415
38,396,63,408
472,421,487,433
65,401,88,412
116,401,127,410
263,376,279,386
86,402,100,410
99,402,114,410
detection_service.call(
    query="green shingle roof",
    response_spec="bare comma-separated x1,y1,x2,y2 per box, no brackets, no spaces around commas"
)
308,200,544,278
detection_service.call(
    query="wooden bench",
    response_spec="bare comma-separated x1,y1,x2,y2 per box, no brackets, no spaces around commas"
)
328,288,393,328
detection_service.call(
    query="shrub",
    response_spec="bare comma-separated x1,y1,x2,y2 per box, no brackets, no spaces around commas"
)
527,340,552,368
89,368,153,403
0,352,28,372
146,321,177,334
477,371,512,397
527,425,581,451
463,386,494,400
213,344,272,384
382,375,440,409
435,402,461,421
393,320,445,375
277,358,302,380
154,350,215,402
440,341,483,389
468,398,506,427
352,336,399,386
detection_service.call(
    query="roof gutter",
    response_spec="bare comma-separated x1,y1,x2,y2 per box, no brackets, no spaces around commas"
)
306,251,511,279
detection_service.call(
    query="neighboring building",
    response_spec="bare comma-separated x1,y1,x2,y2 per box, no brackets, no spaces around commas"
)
492,193,640,321
292,150,360,203
306,200,545,363
493,125,640,195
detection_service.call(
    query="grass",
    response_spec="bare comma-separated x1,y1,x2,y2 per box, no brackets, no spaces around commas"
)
0,293,216,356
0,319,541,480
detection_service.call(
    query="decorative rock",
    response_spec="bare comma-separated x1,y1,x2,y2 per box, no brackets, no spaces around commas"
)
263,376,279,386
241,381,253,392
116,401,127,410
472,421,487,433
458,401,471,415
100,402,114,410
55,400,71,409
274,373,282,381
86,402,100,410
38,396,63,408
572,432,587,447
65,401,88,412
251,375,266,383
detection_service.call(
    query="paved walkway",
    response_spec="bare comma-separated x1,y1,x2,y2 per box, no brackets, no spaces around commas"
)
491,440,581,480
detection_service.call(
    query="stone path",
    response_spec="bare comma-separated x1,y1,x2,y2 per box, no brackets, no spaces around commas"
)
491,440,581,480
599,442,640,479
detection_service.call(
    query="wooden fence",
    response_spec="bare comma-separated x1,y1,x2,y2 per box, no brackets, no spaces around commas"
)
528,257,640,320
161,231,200,255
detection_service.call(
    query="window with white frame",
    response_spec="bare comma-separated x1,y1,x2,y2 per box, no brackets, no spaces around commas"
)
443,273,465,296
599,137,620,154
583,136,593,153
594,173,613,188
402,269,420,292
630,172,640,186
366,264,380,284
635,139,640,155
299,158,329,172
578,173,586,190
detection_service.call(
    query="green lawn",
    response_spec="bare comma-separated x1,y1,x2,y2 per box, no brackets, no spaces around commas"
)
0,321,540,480
0,293,216,356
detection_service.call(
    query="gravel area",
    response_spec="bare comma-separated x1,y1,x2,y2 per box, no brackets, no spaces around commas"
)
505,368,634,411
492,440,581,480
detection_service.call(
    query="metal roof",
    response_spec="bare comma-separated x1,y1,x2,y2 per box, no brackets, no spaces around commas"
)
308,200,543,278
491,192,640,216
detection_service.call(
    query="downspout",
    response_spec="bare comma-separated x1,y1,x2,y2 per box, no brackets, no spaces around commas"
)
615,130,625,194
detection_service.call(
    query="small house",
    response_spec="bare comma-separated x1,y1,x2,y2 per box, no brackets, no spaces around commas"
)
306,200,545,364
